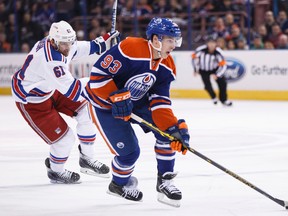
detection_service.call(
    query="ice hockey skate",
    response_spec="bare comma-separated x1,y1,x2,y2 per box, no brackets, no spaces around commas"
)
157,172,182,207
222,100,233,107
78,145,110,178
107,176,143,202
45,158,81,184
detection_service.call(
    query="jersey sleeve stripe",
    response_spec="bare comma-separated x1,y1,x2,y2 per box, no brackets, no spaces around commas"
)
90,75,112,82
12,76,27,102
84,86,112,109
28,88,52,97
64,79,81,101
150,99,171,110
150,104,172,111
90,68,108,76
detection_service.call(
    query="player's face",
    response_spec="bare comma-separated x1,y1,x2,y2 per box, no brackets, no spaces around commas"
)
160,36,177,59
58,41,73,56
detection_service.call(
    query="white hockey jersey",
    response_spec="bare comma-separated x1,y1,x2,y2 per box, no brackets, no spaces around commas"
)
11,37,99,104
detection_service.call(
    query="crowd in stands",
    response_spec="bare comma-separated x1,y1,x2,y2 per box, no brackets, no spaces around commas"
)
0,0,288,53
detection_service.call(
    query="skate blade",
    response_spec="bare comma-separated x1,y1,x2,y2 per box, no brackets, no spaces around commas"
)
80,168,110,178
106,190,143,202
157,192,181,208
50,180,82,184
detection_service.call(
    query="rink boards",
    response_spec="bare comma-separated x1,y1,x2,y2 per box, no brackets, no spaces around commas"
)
0,50,288,100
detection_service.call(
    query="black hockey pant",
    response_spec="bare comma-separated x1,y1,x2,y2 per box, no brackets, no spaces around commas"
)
199,71,228,103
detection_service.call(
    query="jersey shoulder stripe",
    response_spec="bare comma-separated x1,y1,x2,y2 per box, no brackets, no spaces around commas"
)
44,39,67,63
119,37,150,59
160,56,176,77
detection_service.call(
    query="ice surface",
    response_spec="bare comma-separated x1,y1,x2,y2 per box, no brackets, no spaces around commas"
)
1,96,288,216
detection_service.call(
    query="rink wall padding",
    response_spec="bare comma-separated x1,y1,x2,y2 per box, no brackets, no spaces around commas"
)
1,50,288,100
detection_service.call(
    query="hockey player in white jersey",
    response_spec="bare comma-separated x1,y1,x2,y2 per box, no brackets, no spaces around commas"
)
11,20,119,184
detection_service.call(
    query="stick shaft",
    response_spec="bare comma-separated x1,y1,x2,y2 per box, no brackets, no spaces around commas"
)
111,0,117,33
130,113,287,209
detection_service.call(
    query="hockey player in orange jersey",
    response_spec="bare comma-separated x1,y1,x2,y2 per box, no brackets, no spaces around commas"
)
83,17,190,207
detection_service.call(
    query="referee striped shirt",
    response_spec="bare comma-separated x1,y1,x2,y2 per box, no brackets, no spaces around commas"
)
191,45,227,77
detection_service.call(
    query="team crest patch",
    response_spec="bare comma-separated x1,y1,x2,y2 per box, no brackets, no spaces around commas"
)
116,142,125,149
55,127,62,134
125,73,156,101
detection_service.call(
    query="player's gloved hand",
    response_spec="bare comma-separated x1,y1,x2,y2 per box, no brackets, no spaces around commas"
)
94,30,120,54
109,87,133,121
166,119,190,155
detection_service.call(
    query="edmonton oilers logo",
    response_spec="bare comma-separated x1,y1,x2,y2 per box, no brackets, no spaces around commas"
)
225,57,246,82
125,73,156,100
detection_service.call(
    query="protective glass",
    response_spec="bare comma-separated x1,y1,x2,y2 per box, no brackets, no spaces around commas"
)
162,36,182,47
58,41,74,48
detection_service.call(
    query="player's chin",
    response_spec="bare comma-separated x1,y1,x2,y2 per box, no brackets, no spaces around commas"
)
62,51,69,57
162,52,170,59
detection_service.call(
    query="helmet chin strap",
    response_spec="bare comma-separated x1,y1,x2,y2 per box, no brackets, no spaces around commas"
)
149,40,162,58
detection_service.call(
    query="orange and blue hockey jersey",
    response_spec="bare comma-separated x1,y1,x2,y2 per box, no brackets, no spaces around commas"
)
83,37,178,131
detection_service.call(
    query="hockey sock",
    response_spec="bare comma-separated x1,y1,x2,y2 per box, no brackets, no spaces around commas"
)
111,148,139,185
49,128,75,172
155,140,175,175
78,134,96,158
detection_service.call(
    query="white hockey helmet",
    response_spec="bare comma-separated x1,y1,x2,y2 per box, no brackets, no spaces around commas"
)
48,20,76,46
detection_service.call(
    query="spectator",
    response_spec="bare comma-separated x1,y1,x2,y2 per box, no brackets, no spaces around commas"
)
250,34,264,49
120,0,135,37
8,0,24,27
0,1,8,23
264,11,276,36
277,10,287,28
0,32,11,52
31,1,55,33
137,0,153,35
169,0,184,17
264,41,275,49
216,36,227,50
88,18,103,38
226,24,244,46
225,12,235,34
20,12,44,48
5,13,18,50
121,0,134,18
209,17,230,39
137,0,153,18
268,23,283,48
257,24,269,43
214,0,238,12
87,0,102,16
277,34,288,49
236,37,248,50
55,0,75,21
227,39,236,50
152,0,170,16
20,42,30,53
277,10,288,34
0,21,4,32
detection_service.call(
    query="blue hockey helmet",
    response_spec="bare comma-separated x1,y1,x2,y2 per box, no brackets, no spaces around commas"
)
146,17,182,47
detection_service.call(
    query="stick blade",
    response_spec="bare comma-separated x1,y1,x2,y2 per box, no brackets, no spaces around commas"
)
274,198,288,209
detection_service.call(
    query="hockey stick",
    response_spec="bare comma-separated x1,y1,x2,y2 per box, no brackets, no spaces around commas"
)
130,113,288,209
111,0,118,46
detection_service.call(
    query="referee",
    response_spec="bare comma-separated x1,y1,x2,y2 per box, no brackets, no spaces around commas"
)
191,36,232,106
